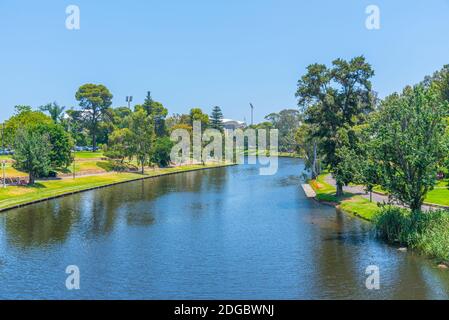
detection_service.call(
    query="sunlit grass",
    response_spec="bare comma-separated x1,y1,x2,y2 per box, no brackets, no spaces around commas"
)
309,173,379,220
74,151,104,159
339,196,379,220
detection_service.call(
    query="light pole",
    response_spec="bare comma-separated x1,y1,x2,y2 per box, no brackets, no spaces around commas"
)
126,96,133,109
249,103,254,126
2,160,6,188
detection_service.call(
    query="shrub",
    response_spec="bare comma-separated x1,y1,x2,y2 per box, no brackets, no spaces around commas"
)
151,137,173,167
374,207,449,262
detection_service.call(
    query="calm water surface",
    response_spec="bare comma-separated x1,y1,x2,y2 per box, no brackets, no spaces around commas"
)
0,158,449,299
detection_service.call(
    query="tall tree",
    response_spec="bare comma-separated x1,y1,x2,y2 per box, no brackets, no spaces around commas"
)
210,106,224,131
141,91,168,137
4,109,51,146
370,85,448,211
189,108,209,129
265,109,301,152
296,56,375,196
39,102,65,123
13,128,51,184
75,84,113,151
129,109,153,174
295,123,321,179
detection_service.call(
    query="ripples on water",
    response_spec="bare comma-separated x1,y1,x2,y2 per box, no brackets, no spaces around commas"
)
0,158,448,299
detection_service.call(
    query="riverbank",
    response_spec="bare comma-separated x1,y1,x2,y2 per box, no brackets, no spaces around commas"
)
307,173,449,265
308,173,378,221
308,173,449,221
0,162,235,213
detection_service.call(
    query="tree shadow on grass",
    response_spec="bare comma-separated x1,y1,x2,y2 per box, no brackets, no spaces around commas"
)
24,183,47,189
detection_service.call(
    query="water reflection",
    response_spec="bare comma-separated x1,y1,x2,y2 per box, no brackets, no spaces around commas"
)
3,168,229,248
5,198,81,248
1,159,449,299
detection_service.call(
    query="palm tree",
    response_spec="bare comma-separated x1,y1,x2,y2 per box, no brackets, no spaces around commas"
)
39,102,65,123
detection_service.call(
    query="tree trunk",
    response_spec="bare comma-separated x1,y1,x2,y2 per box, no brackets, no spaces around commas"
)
336,183,344,197
141,164,145,175
92,115,98,151
370,191,373,202
410,198,423,213
92,131,96,152
29,172,35,185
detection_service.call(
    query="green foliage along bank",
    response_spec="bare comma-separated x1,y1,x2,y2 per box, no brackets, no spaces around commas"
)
374,207,449,263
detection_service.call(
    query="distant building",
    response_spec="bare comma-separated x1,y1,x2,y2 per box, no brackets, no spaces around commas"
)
221,119,246,131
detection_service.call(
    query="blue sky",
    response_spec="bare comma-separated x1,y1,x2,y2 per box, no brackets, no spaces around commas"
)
1,0,449,122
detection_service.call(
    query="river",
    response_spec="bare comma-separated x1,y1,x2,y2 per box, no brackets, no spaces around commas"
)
0,157,448,299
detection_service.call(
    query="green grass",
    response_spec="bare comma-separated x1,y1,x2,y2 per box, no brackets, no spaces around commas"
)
1,154,112,176
74,151,104,159
309,172,342,202
0,162,233,211
339,196,380,220
425,182,449,206
309,173,379,220
4,162,26,176
373,180,449,207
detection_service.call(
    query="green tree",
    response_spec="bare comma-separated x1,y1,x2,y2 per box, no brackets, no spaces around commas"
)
4,109,52,146
296,56,375,196
65,109,91,147
75,84,113,151
110,106,133,129
265,109,301,152
39,102,65,123
295,123,321,179
210,106,224,131
370,85,449,211
129,110,153,174
103,128,134,162
140,92,168,137
189,108,209,129
151,137,174,167
36,123,74,168
14,105,32,114
13,128,51,184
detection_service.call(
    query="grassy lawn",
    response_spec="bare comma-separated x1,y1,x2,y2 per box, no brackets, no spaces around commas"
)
425,188,449,206
339,196,379,220
74,151,104,159
0,162,233,211
4,163,26,177
374,179,449,207
1,153,111,176
309,173,379,221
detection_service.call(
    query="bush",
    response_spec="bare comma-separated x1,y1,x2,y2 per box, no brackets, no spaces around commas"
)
151,137,173,167
374,207,449,262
